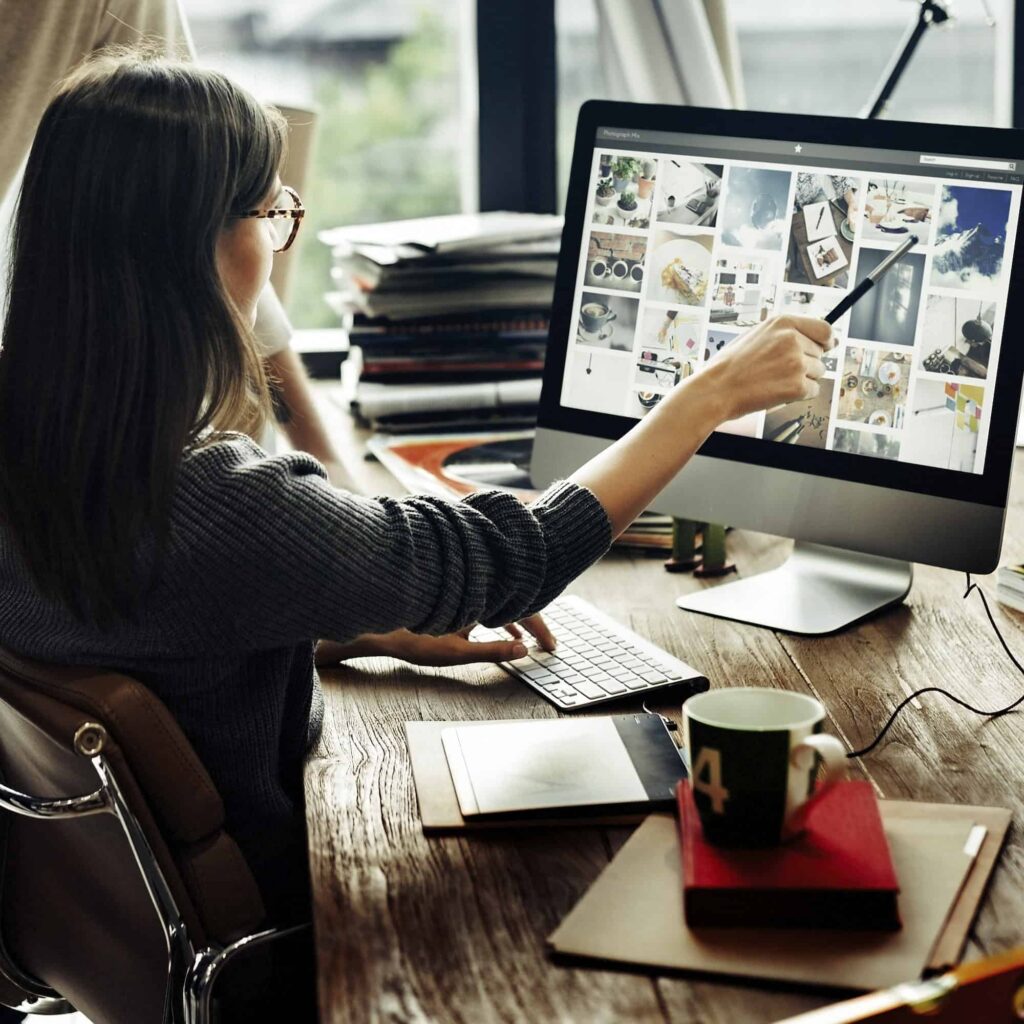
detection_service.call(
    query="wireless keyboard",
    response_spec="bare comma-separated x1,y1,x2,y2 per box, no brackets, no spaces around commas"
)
471,595,709,712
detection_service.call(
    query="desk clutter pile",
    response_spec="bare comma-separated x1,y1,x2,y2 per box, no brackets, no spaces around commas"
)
406,717,1011,999
320,212,561,434
322,211,676,551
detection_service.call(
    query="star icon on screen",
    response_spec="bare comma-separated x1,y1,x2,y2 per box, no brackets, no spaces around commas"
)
794,144,803,154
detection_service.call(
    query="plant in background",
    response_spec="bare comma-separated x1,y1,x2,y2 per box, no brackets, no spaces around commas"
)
596,177,616,205
290,10,460,327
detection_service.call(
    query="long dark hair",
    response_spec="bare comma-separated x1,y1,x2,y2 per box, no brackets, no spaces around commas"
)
0,50,284,624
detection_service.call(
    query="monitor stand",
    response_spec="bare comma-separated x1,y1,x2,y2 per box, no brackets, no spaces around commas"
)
676,541,913,635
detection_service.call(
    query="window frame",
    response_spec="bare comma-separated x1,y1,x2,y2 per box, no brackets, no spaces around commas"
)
475,0,558,213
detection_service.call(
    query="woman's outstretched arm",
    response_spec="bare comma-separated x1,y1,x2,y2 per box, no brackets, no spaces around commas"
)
167,315,830,653
572,314,832,534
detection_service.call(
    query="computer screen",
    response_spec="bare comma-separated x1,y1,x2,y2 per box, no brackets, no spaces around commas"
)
558,122,1023,479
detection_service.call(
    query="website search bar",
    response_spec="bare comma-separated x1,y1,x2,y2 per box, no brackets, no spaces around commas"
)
920,154,1017,171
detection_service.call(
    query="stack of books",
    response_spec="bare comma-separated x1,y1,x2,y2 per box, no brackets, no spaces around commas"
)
995,563,1024,613
677,781,901,931
319,212,562,432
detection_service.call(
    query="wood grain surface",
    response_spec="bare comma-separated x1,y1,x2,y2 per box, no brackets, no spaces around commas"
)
304,394,1024,1023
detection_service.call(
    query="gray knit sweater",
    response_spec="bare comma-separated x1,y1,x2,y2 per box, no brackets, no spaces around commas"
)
0,434,611,919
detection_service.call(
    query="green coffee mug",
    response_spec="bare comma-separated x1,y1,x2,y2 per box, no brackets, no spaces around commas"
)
683,687,847,847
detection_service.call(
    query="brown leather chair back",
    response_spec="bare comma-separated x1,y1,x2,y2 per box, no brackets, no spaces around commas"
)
0,646,267,1024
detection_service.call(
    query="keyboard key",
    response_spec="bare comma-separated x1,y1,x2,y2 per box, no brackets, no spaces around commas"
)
640,671,668,684
575,681,606,699
525,671,558,684
557,693,587,706
531,651,560,666
545,684,574,697
622,676,649,690
650,661,679,674
597,678,627,695
538,659,572,674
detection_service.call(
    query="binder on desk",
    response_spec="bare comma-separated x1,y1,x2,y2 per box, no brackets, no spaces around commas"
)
772,946,1024,1023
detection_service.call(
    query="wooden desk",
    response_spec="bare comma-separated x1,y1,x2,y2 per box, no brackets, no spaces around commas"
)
304,398,1024,1023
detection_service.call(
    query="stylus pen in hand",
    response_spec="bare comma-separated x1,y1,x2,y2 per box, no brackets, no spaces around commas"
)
823,234,919,325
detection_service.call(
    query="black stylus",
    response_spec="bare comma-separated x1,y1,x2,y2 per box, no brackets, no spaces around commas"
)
824,233,919,325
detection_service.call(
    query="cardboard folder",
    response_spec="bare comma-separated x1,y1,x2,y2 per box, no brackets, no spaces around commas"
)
548,802,1010,992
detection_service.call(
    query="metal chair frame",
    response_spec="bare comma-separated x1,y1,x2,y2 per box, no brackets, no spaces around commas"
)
0,721,306,1023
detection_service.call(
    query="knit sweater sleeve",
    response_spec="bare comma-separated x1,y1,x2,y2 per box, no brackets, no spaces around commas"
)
167,436,611,650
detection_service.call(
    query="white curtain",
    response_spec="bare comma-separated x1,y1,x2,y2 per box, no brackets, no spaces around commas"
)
594,0,743,109
0,162,21,332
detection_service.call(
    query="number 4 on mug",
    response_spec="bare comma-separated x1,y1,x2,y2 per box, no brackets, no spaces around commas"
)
692,747,730,814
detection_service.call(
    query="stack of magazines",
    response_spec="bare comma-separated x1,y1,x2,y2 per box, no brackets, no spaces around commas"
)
995,564,1024,613
368,431,674,552
320,212,561,433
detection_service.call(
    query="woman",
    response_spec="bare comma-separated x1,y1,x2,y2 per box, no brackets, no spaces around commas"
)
0,47,830,985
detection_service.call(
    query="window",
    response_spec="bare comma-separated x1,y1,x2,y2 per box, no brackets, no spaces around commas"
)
554,0,1014,211
556,0,612,210
183,0,472,327
730,0,1012,127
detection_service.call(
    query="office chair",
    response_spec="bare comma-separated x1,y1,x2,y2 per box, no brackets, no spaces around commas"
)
0,646,309,1024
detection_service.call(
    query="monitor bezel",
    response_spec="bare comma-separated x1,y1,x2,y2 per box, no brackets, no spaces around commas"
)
538,100,1024,509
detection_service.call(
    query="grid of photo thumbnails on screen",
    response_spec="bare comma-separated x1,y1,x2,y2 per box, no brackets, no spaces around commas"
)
560,138,1023,475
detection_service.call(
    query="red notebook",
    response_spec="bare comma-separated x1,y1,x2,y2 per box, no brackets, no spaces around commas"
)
677,780,901,930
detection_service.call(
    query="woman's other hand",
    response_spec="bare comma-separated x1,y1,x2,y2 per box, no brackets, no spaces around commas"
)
707,314,833,421
315,613,555,668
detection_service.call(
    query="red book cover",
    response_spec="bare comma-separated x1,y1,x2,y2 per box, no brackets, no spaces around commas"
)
677,780,901,930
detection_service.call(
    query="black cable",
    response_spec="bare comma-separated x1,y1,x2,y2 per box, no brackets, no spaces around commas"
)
846,573,1024,758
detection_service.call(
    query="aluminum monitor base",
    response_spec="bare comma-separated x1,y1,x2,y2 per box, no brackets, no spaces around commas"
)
676,542,913,635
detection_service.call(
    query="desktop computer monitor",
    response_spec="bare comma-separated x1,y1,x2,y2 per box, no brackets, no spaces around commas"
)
531,101,1024,634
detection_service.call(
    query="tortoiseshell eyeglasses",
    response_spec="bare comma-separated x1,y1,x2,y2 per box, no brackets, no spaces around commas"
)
234,184,305,253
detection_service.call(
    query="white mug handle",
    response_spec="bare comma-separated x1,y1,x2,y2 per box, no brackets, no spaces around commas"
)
782,733,848,839
794,733,848,780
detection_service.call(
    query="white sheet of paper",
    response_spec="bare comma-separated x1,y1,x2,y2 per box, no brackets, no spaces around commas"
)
803,201,832,242
442,718,647,816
